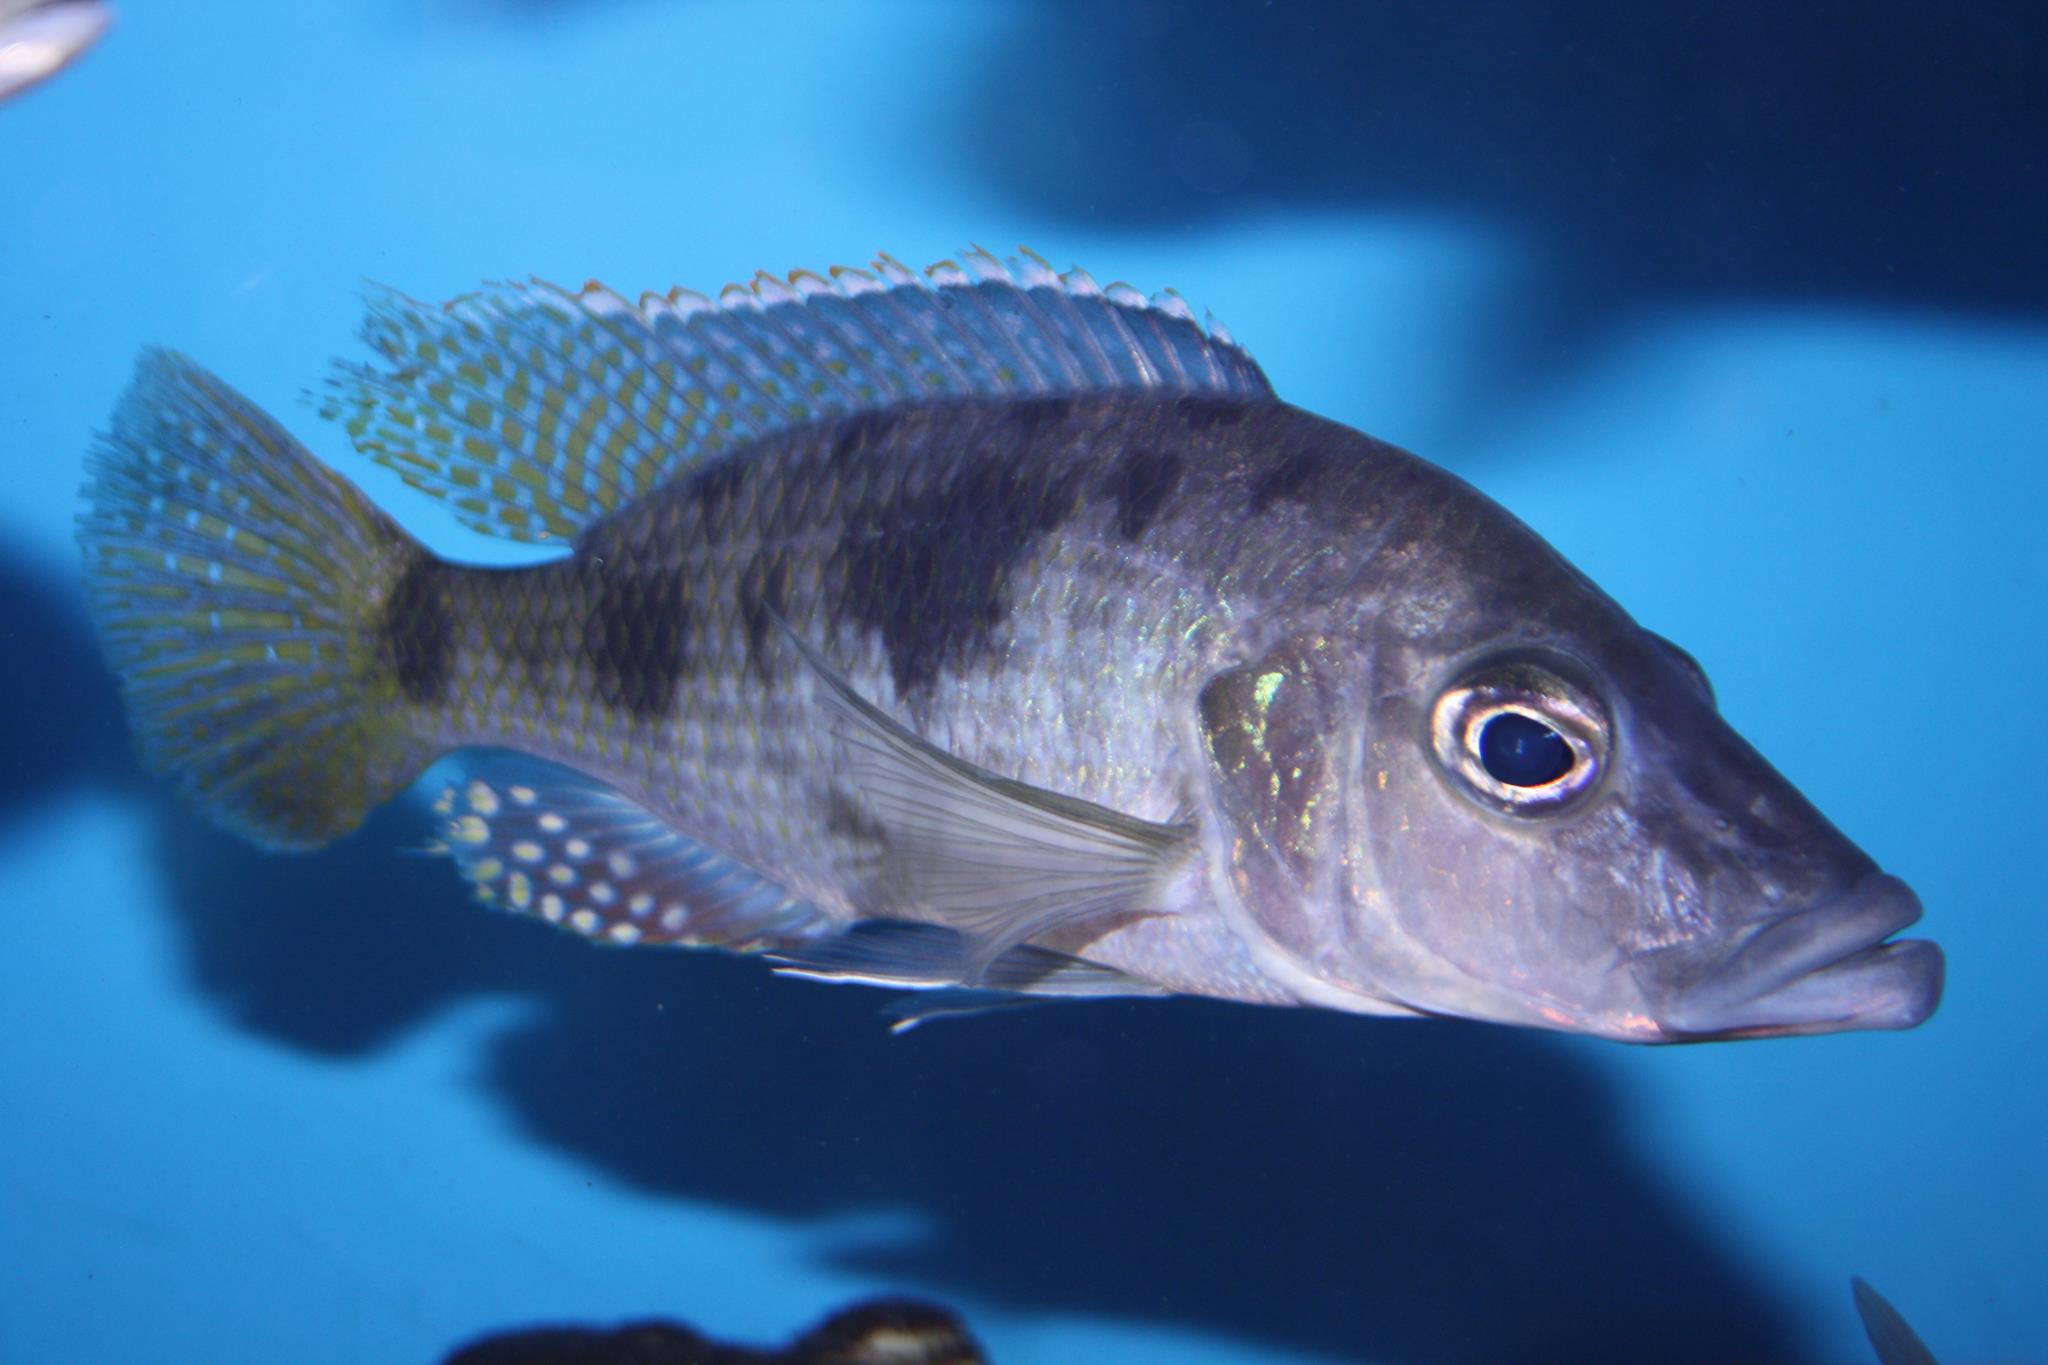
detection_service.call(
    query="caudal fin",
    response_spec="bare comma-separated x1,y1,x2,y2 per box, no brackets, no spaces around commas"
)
78,350,440,849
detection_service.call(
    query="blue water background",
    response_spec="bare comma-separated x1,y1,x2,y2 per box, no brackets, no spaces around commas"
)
2,3,2042,1361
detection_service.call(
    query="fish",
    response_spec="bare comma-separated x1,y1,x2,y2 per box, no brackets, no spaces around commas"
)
0,0,110,103
435,1279,1944,1363
1852,1277,1942,1365
443,1296,985,1365
76,247,1943,1041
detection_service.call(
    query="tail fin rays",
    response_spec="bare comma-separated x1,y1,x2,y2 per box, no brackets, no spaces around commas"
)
79,350,441,848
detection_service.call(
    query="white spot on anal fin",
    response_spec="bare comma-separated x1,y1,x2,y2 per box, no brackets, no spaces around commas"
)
435,761,822,954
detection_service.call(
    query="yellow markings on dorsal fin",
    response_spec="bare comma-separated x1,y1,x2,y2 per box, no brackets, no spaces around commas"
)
321,249,1272,543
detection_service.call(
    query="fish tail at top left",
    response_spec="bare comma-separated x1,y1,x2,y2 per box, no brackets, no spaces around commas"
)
78,349,445,851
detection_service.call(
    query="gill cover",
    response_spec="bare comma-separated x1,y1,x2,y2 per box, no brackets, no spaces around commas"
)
1198,639,1417,1016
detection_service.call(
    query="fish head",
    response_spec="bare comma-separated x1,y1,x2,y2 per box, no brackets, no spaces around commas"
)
1198,480,1942,1042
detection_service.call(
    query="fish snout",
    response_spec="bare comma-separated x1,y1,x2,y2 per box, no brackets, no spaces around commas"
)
1651,873,1944,1039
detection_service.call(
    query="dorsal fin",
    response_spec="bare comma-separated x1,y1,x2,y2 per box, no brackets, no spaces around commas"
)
319,246,1273,543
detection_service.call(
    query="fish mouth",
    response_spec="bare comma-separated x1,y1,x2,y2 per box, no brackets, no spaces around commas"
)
1655,873,1944,1039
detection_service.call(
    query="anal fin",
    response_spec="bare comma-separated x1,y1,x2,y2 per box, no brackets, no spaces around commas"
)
434,754,827,950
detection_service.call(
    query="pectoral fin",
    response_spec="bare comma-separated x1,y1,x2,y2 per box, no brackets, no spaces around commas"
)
785,629,1194,977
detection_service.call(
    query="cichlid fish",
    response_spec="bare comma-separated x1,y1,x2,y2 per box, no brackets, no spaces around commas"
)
78,248,1942,1041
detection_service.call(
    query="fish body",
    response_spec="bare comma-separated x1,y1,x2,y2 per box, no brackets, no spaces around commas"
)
0,0,110,102
79,249,1942,1041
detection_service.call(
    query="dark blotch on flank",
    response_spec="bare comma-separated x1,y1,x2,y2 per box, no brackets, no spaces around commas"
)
1248,447,1328,513
737,553,789,681
1004,397,1075,442
1176,395,1248,431
586,567,690,719
496,566,558,677
1105,445,1183,540
837,458,1079,701
380,555,453,704
829,410,901,470
686,459,748,544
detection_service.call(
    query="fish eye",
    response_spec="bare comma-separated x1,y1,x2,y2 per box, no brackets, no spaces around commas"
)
1478,711,1574,787
1430,657,1609,815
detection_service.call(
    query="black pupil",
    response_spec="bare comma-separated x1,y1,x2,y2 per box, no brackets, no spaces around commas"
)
1478,711,1574,788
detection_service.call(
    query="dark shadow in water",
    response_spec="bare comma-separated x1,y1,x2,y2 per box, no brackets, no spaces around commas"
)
0,546,137,829
487,960,1805,1364
152,800,570,1055
158,809,1805,1363
971,1,2046,358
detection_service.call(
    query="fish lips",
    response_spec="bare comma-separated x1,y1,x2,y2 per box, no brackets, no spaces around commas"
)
1649,873,1944,1039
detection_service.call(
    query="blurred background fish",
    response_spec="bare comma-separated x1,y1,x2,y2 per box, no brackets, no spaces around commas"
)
0,0,110,102
435,1276,1944,1363
445,1297,985,1365
1853,1278,1942,1365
